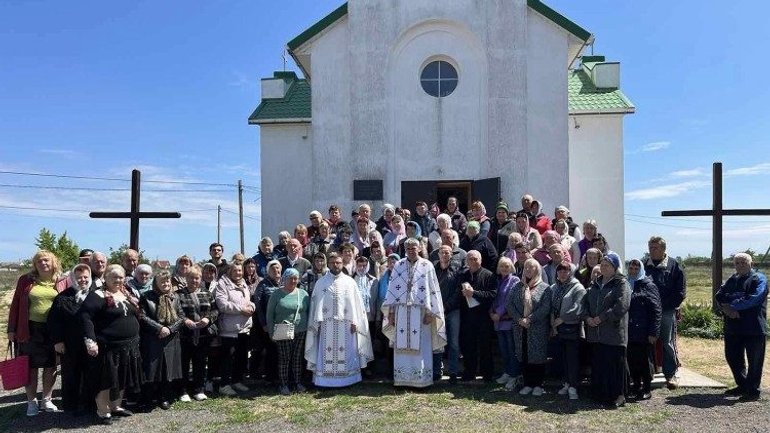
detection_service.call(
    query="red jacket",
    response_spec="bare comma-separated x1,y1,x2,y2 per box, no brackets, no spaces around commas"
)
533,214,552,236
7,273,68,343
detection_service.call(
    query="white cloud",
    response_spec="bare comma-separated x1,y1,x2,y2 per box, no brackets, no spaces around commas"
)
725,162,770,177
36,148,80,157
625,180,710,200
641,141,671,152
670,168,705,178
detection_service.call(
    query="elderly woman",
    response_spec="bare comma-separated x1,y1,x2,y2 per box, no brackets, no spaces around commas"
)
533,230,560,266
490,257,521,390
177,265,219,402
294,224,310,248
626,259,662,400
577,219,598,261
139,271,185,411
550,262,586,400
250,260,282,384
243,258,261,292
215,263,256,396
304,221,333,260
47,263,92,414
489,201,516,254
8,250,68,416
253,237,276,278
429,213,452,251
576,248,602,288
274,231,291,258
351,217,372,253
79,264,142,424
382,214,406,255
515,211,542,250
501,232,523,262
508,258,552,396
554,219,580,264
375,203,396,236
266,268,310,395
171,255,193,290
367,239,387,279
583,252,631,409
126,264,153,298
469,200,491,238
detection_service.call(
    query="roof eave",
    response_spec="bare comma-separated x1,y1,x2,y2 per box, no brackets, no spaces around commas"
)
569,108,636,115
250,118,312,125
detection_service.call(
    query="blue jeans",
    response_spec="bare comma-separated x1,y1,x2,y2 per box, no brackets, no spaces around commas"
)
434,309,461,376
660,309,678,379
497,329,520,377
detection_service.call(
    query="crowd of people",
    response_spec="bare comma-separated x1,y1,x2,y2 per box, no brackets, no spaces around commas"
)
6,195,767,424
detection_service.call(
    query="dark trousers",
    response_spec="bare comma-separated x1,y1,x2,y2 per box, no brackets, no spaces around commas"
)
60,349,90,412
250,327,278,382
180,339,208,394
627,341,654,393
725,334,766,393
558,338,581,388
275,332,306,387
459,310,493,380
220,334,250,386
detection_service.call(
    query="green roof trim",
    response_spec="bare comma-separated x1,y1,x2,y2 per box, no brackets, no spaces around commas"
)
249,68,633,123
568,69,635,113
248,78,311,124
287,3,348,51
286,1,591,53
527,0,592,42
581,55,606,63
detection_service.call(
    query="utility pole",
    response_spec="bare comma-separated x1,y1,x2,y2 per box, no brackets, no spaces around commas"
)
238,180,245,254
217,205,221,243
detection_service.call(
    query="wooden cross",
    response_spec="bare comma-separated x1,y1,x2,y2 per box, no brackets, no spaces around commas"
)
90,169,181,250
661,162,770,303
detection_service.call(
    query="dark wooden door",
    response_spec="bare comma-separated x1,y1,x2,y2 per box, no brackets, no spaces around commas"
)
472,177,501,212
401,181,437,212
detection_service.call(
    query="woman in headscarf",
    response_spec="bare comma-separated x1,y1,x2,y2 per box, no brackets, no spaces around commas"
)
582,252,631,409
529,200,552,236
139,270,185,411
126,264,153,298
554,219,580,264
79,264,142,424
382,214,406,255
367,238,388,279
429,213,452,251
243,257,261,292
550,262,586,400
375,203,396,237
329,225,353,256
47,264,92,414
266,268,310,395
351,217,372,253
7,250,68,416
508,258,552,397
626,259,662,401
501,232,523,263
470,200,491,238
397,220,426,258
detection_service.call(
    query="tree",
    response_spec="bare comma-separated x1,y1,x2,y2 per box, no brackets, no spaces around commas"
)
108,243,149,266
33,228,81,270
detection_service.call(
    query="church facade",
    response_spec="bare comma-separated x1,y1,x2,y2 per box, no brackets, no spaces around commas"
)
250,0,634,258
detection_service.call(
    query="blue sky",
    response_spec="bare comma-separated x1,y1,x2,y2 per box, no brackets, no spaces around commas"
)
1,0,769,263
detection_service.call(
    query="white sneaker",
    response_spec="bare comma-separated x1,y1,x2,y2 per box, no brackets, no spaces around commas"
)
193,392,208,401
204,381,214,393
41,398,59,412
568,387,578,400
26,399,39,417
232,382,249,392
219,385,237,396
495,373,511,384
519,386,533,395
532,386,545,396
179,393,192,402
557,383,570,395
504,377,519,391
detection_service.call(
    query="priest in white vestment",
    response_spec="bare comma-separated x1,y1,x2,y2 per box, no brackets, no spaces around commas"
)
305,253,374,387
382,238,446,387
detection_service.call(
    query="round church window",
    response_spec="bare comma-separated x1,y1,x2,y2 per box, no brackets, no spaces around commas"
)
420,60,458,98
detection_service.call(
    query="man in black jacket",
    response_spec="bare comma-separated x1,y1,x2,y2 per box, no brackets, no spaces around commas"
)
460,221,498,273
716,253,768,400
458,250,497,382
433,245,463,383
644,236,686,389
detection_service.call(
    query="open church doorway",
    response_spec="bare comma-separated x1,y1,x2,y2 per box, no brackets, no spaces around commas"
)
400,177,500,217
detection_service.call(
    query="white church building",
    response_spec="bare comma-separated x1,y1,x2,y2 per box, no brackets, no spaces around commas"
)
249,0,634,258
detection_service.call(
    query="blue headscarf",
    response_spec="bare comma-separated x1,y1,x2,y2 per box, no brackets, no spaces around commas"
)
406,220,422,238
627,258,646,285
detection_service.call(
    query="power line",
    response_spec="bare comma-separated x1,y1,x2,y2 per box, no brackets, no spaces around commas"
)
625,213,770,225
0,184,234,193
624,217,710,230
0,205,218,213
0,169,258,188
221,207,259,221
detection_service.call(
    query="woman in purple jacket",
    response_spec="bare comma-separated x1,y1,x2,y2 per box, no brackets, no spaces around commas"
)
490,257,521,390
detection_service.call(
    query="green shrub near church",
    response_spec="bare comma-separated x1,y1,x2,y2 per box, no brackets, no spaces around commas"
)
679,304,723,339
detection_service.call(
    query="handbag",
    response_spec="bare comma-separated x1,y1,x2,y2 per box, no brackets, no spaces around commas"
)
272,290,302,341
0,342,30,391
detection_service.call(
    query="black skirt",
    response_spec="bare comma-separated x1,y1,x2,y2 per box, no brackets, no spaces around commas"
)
590,343,628,405
91,337,144,401
19,321,57,368
140,331,183,383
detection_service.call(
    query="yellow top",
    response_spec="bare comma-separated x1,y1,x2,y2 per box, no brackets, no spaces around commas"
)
28,281,57,323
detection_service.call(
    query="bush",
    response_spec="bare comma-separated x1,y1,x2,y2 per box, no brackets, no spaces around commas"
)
679,304,723,339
